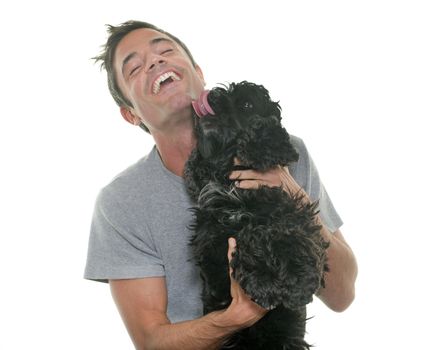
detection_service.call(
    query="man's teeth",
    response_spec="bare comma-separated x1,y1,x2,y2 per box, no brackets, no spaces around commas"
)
152,71,181,94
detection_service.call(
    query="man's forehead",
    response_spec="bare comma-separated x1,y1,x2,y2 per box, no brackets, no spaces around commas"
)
114,29,178,75
116,28,174,56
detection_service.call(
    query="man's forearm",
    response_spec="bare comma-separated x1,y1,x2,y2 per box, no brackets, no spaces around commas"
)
110,246,266,350
143,310,238,350
141,270,267,350
317,225,358,312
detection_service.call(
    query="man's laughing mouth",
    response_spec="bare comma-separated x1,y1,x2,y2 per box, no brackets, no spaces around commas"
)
152,71,182,95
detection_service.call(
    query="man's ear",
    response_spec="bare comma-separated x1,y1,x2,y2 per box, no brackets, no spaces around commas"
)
120,106,141,126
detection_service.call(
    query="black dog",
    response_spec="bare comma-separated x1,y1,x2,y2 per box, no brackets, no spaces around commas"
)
184,81,329,349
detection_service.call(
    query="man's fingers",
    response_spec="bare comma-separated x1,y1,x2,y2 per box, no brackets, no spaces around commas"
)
229,169,262,180
235,180,269,189
229,165,285,179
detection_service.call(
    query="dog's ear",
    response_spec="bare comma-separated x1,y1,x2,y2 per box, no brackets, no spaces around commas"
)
183,150,211,201
236,123,299,170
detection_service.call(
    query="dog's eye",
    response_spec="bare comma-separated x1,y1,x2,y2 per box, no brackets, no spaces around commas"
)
243,102,253,109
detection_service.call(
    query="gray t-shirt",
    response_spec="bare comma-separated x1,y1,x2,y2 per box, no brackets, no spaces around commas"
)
84,135,343,322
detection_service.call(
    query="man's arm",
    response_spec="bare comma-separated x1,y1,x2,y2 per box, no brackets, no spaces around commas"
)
110,239,267,350
315,227,357,311
229,165,358,312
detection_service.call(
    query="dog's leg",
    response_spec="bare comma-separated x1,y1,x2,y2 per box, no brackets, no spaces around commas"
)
191,214,233,314
229,188,327,310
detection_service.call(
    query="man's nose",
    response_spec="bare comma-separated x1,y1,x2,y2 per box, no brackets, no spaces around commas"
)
146,54,166,72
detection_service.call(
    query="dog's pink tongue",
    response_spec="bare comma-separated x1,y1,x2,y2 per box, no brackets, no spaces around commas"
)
192,90,215,118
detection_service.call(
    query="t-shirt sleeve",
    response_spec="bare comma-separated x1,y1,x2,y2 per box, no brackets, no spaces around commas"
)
84,187,165,283
289,136,343,233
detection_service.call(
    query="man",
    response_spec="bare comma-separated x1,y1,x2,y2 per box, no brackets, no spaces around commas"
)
84,20,358,349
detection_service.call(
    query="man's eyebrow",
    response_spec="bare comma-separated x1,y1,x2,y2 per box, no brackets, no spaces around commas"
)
121,52,138,75
150,37,174,46
121,37,174,76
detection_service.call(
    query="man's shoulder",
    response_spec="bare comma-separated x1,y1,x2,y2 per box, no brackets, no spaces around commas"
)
97,147,159,203
289,134,306,154
288,134,311,186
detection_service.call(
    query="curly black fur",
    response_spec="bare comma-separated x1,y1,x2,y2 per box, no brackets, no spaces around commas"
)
183,81,329,349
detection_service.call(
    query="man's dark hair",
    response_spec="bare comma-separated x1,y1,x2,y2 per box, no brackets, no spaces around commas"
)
93,20,197,132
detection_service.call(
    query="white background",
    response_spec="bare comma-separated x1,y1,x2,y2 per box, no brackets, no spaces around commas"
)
1,0,426,349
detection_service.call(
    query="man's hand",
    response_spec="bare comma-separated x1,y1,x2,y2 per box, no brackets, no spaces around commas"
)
229,161,306,199
218,238,268,330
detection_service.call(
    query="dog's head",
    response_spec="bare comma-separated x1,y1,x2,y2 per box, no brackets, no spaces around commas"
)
192,81,298,169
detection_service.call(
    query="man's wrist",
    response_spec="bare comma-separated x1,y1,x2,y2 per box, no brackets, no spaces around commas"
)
208,309,240,333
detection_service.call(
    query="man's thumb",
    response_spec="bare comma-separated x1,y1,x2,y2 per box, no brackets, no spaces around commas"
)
227,237,236,263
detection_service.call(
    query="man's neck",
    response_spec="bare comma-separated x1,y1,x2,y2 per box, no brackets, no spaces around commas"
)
152,124,196,177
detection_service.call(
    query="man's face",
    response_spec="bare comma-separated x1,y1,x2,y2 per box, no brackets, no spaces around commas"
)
114,28,206,132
